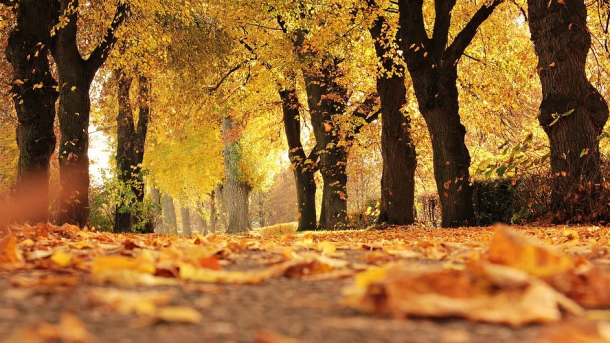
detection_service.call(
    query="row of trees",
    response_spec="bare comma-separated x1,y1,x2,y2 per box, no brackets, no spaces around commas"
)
2,0,610,231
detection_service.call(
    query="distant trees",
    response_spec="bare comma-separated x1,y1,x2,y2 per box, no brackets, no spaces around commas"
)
4,0,610,231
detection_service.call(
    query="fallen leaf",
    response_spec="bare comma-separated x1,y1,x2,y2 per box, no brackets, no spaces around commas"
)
0,234,23,263
50,251,72,267
155,306,202,323
488,225,573,277
89,288,173,315
344,262,583,326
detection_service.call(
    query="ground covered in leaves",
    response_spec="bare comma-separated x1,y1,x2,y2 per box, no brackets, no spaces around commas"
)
2,224,610,342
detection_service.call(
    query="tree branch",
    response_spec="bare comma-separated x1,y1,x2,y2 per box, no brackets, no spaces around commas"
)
206,59,252,94
431,0,457,59
87,1,130,76
398,0,431,53
353,92,380,120
445,0,504,64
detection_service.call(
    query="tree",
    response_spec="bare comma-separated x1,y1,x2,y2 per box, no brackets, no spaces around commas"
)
222,116,252,233
50,0,129,226
366,1,417,225
3,0,58,222
397,0,504,227
279,87,318,231
115,70,150,233
527,0,609,221
162,193,177,235
180,205,191,236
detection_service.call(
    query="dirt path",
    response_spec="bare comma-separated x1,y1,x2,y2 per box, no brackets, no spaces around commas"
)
1,266,545,343
1,224,608,343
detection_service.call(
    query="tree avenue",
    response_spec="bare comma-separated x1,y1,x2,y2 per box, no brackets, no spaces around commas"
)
3,0,610,233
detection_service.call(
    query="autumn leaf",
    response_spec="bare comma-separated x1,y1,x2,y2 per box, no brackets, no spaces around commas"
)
488,225,573,277
344,262,583,326
155,306,202,323
0,234,23,263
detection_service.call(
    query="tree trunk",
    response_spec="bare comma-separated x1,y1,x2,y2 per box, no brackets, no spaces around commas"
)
195,209,206,235
114,71,151,233
4,0,58,223
528,0,609,221
162,194,177,235
397,0,501,227
222,116,251,233
150,187,162,232
114,70,134,233
210,190,217,234
369,14,417,225
51,0,127,226
56,71,93,226
181,206,191,236
279,89,318,231
303,61,349,230
413,68,475,227
215,184,227,231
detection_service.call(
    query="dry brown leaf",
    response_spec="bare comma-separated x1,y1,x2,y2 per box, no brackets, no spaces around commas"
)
344,262,583,326
488,225,573,277
544,266,610,308
92,269,179,287
155,306,202,323
180,254,348,284
535,320,610,343
91,255,155,275
89,288,174,315
0,233,23,263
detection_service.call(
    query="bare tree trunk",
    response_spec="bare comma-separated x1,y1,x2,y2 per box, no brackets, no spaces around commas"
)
181,206,191,236
162,194,177,235
279,88,318,231
195,209,206,235
4,0,58,223
150,188,162,233
398,0,502,227
527,0,609,221
222,116,251,234
368,8,417,225
303,61,349,230
210,190,218,234
50,0,128,226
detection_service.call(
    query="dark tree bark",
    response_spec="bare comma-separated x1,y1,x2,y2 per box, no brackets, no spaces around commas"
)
279,88,318,231
114,70,150,233
302,60,349,230
215,184,228,231
222,116,251,234
398,0,503,227
527,0,609,221
181,206,191,236
50,0,128,226
209,190,217,234
367,4,417,225
4,0,58,223
162,193,177,235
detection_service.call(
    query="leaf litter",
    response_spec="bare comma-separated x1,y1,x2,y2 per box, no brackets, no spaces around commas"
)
2,222,610,341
